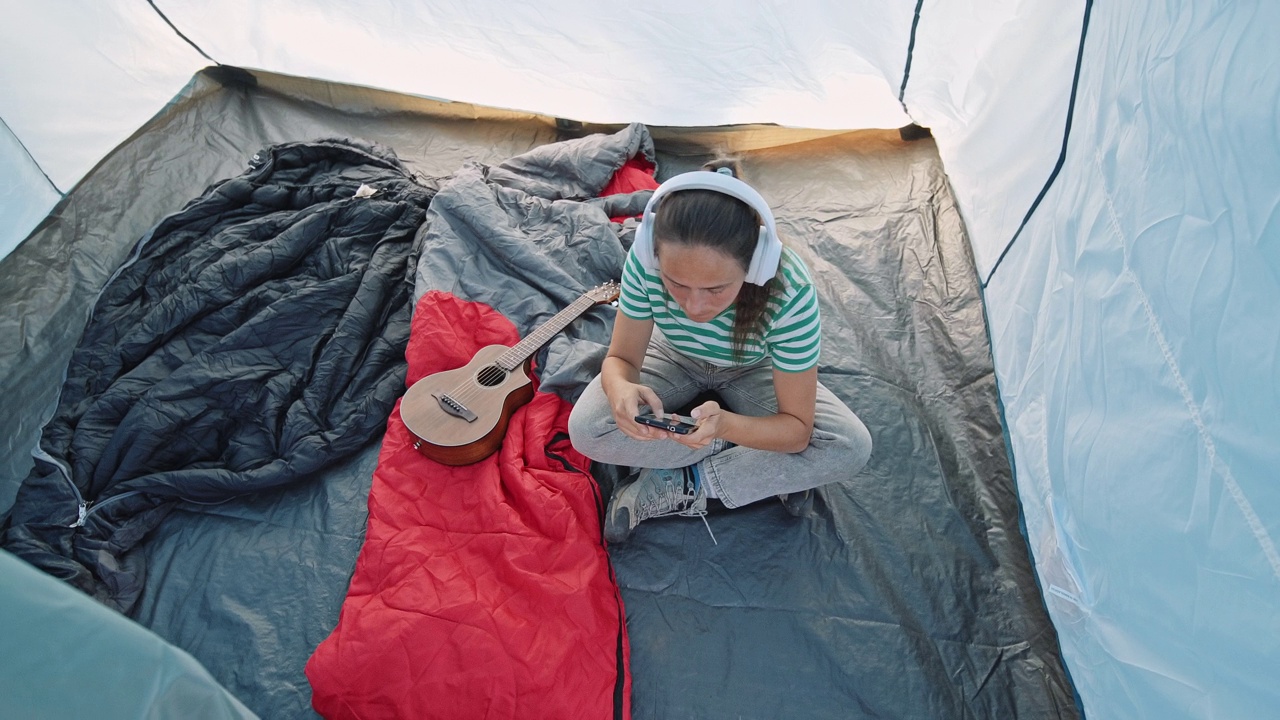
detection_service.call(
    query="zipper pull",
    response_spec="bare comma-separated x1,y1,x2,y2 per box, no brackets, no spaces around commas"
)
70,501,88,528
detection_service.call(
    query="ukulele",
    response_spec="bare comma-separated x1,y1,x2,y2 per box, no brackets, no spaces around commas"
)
402,281,620,465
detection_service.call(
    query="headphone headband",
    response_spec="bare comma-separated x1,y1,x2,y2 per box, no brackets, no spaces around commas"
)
632,170,783,285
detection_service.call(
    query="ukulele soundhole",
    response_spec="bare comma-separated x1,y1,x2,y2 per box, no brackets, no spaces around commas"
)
475,365,507,387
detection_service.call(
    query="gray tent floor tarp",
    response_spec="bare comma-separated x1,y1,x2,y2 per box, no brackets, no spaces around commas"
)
0,68,1080,719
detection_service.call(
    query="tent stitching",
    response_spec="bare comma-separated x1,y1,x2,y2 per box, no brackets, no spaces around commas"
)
982,0,1094,288
0,115,63,196
898,0,926,111
1097,151,1280,580
147,0,218,64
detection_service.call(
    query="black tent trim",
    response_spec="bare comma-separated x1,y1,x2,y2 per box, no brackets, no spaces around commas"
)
147,0,218,64
983,0,1095,287
898,0,926,111
0,115,62,197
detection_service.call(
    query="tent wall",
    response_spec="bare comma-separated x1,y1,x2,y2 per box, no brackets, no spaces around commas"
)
153,0,914,130
907,1,1087,276
982,2,1280,717
0,121,58,260
2,2,1277,718
0,1,916,259
0,549,255,719
0,3,206,256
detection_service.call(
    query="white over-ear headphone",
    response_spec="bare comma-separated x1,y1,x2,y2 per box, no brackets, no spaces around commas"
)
632,170,782,286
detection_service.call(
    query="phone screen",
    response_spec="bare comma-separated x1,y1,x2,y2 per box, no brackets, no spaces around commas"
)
634,412,698,435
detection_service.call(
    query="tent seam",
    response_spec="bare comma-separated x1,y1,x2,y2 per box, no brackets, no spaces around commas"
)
898,0,926,112
146,0,218,64
982,0,1094,288
1097,151,1280,582
1121,266,1280,582
0,115,63,196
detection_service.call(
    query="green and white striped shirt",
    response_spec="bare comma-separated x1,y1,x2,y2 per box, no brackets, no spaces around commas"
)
619,245,821,372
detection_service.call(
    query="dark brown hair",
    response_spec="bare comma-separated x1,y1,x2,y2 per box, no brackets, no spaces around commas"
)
651,159,778,359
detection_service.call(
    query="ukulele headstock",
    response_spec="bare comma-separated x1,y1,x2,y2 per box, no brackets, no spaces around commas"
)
586,280,621,305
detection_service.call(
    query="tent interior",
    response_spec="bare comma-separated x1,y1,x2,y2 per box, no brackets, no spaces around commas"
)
2,3,1277,719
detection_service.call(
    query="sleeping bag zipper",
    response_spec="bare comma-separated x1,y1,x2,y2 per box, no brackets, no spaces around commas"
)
71,491,145,528
33,446,146,529
31,447,91,529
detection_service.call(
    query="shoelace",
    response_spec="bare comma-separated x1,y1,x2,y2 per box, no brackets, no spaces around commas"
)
635,472,717,545
689,508,717,545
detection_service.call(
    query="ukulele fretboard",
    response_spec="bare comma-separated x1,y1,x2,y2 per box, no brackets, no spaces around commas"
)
497,293,599,370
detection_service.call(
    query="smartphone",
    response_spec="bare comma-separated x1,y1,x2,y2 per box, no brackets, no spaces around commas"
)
634,412,699,435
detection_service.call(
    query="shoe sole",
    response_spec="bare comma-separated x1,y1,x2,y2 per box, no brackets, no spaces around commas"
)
604,506,633,544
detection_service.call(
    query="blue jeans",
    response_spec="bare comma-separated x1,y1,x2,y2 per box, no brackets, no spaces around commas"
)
568,333,872,508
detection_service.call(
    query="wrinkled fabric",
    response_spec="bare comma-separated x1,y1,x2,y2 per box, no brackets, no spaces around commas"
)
414,122,657,403
0,138,432,612
409,122,1078,718
306,291,630,720
308,126,656,719
0,79,1080,717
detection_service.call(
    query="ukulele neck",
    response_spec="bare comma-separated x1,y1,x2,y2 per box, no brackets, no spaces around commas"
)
497,294,597,370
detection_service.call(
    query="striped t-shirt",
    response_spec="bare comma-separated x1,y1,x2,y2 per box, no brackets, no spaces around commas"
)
618,244,821,371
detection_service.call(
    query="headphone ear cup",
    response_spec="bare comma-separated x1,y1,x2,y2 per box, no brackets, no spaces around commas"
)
745,226,782,285
632,216,658,271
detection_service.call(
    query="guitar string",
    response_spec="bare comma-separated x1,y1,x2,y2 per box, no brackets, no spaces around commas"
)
439,296,592,408
439,304,575,407
431,290,611,411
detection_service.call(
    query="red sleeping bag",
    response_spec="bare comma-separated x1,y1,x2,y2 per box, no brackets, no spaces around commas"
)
306,291,630,719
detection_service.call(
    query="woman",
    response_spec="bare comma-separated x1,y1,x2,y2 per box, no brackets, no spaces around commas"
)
569,162,872,543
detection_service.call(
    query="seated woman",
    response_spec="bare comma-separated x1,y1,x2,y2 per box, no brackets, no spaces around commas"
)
569,161,872,542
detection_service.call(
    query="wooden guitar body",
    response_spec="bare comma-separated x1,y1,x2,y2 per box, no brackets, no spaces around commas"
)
402,345,534,466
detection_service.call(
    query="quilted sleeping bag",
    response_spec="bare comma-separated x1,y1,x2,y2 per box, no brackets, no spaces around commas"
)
306,291,630,719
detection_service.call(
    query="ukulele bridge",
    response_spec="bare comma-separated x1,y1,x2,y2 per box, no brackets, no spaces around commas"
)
433,392,478,423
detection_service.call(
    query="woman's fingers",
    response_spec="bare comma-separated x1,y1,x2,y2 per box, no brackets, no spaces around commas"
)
636,385,665,419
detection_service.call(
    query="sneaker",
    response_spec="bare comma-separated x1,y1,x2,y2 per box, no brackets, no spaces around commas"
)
604,466,708,543
778,489,813,517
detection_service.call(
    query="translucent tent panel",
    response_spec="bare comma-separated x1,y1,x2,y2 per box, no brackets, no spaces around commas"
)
0,0,930,259
983,2,1280,717
0,4,206,188
0,0,1082,267
907,0,1087,277
0,549,256,719
0,3,206,256
0,122,58,260
157,0,914,130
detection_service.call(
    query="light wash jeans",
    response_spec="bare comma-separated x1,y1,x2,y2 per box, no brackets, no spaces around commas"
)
568,333,872,508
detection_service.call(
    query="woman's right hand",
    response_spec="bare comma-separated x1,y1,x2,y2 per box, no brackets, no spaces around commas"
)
608,381,666,441
599,313,663,440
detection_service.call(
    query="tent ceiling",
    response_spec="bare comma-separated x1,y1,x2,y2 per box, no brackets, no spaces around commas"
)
0,1,1087,277
0,3,206,191
3,2,1279,718
160,1,914,129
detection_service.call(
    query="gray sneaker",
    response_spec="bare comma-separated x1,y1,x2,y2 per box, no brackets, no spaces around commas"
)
604,466,708,543
778,489,814,517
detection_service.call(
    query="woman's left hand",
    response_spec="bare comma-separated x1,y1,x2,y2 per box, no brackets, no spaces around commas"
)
673,400,725,450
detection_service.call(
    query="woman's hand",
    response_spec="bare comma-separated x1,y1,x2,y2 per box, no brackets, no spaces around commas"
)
608,381,668,441
599,314,667,441
671,400,725,450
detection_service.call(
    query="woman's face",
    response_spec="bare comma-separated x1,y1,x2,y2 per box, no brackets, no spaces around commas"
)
656,243,746,323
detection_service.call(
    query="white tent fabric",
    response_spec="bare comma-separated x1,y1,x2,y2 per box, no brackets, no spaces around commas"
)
985,3,1280,717
0,2,206,257
1,0,1082,270
1,1,1277,718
